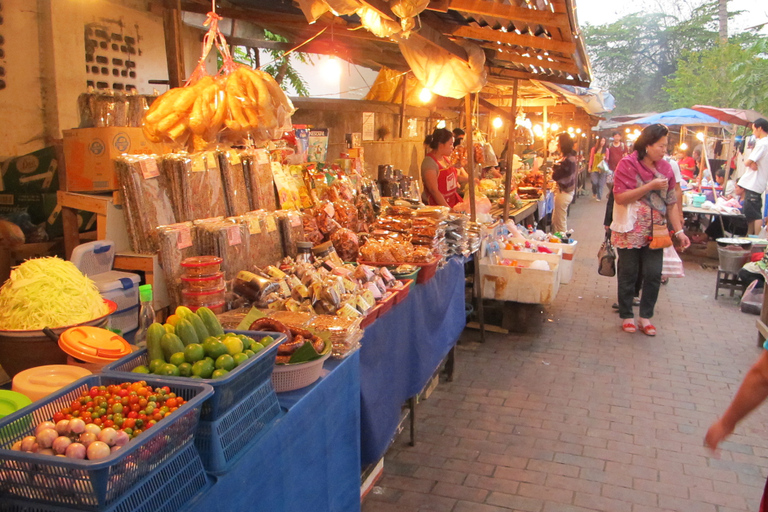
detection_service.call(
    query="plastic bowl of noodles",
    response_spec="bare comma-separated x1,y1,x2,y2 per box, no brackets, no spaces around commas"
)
0,299,117,378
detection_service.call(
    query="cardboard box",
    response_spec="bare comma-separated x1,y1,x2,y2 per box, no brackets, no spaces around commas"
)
62,127,165,192
0,192,95,240
1,146,59,194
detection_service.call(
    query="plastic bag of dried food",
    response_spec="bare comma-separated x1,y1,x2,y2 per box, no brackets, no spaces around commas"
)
160,153,189,222
182,151,228,220
115,155,177,254
156,222,198,308
302,212,324,245
315,203,342,237
333,201,359,231
217,149,251,216
276,210,306,259
242,149,278,211
331,228,359,262
355,193,375,229
194,217,250,283
241,210,284,269
127,92,152,128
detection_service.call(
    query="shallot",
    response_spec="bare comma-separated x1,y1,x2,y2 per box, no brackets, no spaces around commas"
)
83,423,101,437
65,442,86,459
36,429,58,449
113,430,130,447
35,422,56,436
97,428,117,447
55,420,70,436
79,432,97,448
86,441,110,460
69,418,85,434
11,441,22,451
37,448,54,456
52,436,72,455
20,436,37,452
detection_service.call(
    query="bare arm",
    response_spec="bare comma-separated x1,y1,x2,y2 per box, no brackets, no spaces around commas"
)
667,203,690,250
706,350,768,451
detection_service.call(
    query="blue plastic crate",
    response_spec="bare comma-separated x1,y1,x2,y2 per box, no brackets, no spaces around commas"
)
0,443,212,512
104,330,285,421
194,378,282,475
0,375,212,511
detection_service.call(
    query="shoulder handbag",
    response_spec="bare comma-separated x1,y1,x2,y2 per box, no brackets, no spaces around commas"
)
597,232,616,277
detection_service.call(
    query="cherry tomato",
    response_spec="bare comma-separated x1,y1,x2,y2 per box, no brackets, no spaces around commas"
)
52,412,65,423
127,411,138,419
102,419,114,428
166,398,177,408
92,418,102,426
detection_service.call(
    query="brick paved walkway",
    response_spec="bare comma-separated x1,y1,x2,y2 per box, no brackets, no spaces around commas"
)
363,196,768,512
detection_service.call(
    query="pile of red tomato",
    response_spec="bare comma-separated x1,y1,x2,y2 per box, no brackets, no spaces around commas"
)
51,381,187,439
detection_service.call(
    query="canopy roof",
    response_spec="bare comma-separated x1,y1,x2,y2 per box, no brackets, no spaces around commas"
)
177,0,592,88
691,105,766,127
632,108,729,128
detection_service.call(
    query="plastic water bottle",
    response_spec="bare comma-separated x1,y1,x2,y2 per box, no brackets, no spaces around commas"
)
134,284,155,347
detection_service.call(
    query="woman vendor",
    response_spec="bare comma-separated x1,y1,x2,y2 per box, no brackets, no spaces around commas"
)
551,132,578,234
421,128,468,208
611,124,691,336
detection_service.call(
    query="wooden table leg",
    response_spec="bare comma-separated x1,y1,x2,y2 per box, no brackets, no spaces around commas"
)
61,206,80,259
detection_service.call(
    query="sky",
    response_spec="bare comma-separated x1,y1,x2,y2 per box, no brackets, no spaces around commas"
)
574,0,768,34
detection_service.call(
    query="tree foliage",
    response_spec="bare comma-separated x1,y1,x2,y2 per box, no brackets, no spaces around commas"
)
583,1,722,114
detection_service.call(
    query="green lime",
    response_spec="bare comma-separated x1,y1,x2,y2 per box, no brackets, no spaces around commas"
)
233,353,249,367
192,359,214,379
131,365,150,374
211,368,229,379
178,362,193,377
244,349,256,359
203,338,228,359
250,340,265,354
222,336,244,356
158,363,180,376
236,334,251,344
169,352,186,366
259,336,274,346
184,343,205,363
149,359,166,374
215,354,235,371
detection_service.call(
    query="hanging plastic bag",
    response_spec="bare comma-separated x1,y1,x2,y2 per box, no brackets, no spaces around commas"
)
661,246,684,278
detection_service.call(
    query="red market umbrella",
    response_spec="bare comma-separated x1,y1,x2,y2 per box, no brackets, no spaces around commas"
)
691,105,766,127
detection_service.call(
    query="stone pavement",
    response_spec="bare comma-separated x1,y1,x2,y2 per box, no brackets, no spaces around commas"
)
363,195,768,512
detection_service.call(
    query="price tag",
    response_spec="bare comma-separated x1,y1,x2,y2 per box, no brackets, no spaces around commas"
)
227,225,242,246
290,212,302,227
228,150,241,165
205,152,218,170
324,202,335,217
266,215,277,232
191,154,206,173
247,217,261,234
139,159,160,179
176,225,192,249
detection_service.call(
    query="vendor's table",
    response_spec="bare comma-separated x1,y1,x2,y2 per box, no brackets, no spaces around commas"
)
359,257,467,466
683,205,746,237
189,352,362,512
490,201,538,224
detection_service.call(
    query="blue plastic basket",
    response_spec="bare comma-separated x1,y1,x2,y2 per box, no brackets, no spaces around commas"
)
194,378,282,475
103,330,285,421
0,442,212,512
0,375,212,511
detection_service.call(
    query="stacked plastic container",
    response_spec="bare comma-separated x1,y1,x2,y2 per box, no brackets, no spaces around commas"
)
180,256,226,314
70,240,141,335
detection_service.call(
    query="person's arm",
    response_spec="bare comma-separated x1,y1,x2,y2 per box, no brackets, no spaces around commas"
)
588,147,596,170
705,350,768,451
667,204,690,250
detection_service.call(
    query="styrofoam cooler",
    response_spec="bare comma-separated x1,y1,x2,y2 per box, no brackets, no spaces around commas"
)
70,240,141,334
536,240,578,284
479,253,561,304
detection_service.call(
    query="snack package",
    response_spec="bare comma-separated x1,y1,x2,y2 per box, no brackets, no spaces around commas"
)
331,228,360,262
115,155,177,254
242,149,278,211
276,210,307,259
242,210,284,268
156,222,198,308
183,151,229,220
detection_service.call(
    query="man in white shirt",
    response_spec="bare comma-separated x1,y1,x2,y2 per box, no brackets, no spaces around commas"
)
736,118,768,234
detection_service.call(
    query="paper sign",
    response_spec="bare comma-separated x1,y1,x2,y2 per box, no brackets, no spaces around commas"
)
191,154,206,173
362,112,375,141
176,225,193,249
139,159,160,179
227,225,242,246
247,217,261,234
228,150,241,165
266,215,277,232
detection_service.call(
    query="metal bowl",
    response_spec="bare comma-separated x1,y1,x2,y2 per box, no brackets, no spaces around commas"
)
716,238,753,249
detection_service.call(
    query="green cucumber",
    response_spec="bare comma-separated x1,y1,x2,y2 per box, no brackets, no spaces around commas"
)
187,313,210,342
160,333,185,361
197,307,224,336
146,323,167,363
174,318,199,347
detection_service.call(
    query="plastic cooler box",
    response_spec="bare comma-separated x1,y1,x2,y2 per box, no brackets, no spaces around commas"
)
0,443,211,512
70,241,141,334
0,375,212,511
104,330,286,421
479,252,561,305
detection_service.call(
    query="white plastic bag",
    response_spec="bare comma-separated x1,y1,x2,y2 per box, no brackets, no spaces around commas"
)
661,246,684,278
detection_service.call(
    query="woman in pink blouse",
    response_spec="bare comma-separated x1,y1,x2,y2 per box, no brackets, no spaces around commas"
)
611,124,690,336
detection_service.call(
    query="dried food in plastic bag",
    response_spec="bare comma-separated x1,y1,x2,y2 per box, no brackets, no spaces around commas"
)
333,201,359,231
160,153,189,222
331,228,359,262
276,210,306,259
115,155,177,254
183,151,228,220
315,203,342,236
156,222,198,308
194,217,250,283
217,149,251,216
241,210,284,269
384,205,415,218
242,149,278,211
302,212,324,245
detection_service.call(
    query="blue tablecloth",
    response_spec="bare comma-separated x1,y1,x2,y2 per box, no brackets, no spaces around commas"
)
359,258,466,466
191,352,362,512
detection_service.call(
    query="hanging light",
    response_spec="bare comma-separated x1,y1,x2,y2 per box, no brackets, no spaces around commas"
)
576,128,582,134
436,120,446,129
569,132,576,138
625,128,631,133
492,116,503,129
679,142,689,151
419,88,432,103
533,124,543,137
696,132,705,141
551,123,560,132
323,55,342,79
567,126,574,133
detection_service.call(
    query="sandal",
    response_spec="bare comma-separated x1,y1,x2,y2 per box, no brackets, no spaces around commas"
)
621,320,637,333
639,323,657,336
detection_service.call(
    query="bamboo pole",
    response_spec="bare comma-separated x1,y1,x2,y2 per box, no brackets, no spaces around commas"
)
162,0,185,88
465,93,484,342
399,73,408,139
502,79,519,222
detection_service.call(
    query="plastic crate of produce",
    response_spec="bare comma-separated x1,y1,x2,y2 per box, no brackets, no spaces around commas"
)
0,442,212,512
0,375,212,511
194,378,281,475
103,330,286,421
